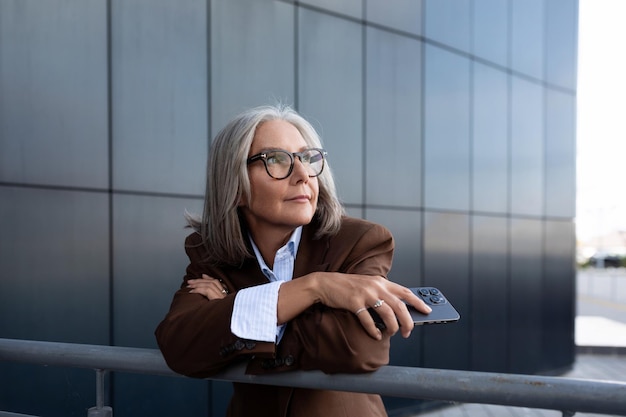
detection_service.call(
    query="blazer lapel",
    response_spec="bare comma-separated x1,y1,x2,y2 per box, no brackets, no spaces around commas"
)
224,258,269,289
293,223,329,278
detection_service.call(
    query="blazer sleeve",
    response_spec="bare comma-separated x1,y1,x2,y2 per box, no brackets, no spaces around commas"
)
247,219,395,375
155,234,276,379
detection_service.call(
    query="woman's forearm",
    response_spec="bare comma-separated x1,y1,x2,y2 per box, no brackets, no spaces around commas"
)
276,272,321,325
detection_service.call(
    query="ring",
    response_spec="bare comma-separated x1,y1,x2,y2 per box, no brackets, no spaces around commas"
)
221,289,228,294
373,299,384,309
355,307,367,315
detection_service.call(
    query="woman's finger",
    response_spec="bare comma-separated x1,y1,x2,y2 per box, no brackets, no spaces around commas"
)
373,302,401,335
187,275,229,299
354,305,383,340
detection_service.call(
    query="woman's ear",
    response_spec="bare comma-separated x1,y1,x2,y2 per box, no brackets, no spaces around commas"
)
238,191,247,207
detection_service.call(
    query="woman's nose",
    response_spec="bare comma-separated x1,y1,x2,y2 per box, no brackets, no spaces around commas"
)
291,156,309,181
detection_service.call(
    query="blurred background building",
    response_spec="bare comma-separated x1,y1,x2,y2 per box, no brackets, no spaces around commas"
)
0,0,578,416
576,0,626,269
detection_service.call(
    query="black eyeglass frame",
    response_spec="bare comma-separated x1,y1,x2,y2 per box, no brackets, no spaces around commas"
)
246,148,327,180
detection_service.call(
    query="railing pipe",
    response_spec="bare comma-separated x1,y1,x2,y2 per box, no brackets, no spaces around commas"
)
95,369,105,409
1,338,625,416
86,369,112,417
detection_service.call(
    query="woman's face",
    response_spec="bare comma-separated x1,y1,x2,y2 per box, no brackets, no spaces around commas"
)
240,119,320,238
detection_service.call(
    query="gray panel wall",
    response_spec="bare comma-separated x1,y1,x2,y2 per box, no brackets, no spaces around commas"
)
0,0,578,416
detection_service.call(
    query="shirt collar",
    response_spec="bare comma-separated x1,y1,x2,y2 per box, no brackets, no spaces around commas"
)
249,226,303,272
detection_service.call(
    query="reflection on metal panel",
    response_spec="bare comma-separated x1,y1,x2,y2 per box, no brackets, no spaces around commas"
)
423,212,470,371
511,77,544,217
545,90,576,218
509,218,543,373
111,0,207,195
210,0,295,133
471,216,508,372
424,45,471,211
0,0,108,188
365,28,422,208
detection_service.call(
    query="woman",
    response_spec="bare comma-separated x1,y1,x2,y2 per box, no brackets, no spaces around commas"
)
155,104,431,417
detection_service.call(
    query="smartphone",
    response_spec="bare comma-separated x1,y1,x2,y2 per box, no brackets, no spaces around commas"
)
406,287,460,325
369,287,460,329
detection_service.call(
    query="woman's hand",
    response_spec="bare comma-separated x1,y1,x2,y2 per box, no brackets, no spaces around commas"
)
311,273,431,340
278,272,432,340
187,274,230,300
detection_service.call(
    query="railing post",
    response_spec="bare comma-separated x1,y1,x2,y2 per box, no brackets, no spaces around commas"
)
87,369,112,417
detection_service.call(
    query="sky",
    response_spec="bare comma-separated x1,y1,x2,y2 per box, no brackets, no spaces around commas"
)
576,0,626,245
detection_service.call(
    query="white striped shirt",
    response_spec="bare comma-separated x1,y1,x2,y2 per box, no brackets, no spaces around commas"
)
230,227,302,343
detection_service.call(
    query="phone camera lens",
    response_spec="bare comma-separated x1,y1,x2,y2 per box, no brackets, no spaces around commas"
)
429,288,440,295
430,295,445,304
419,288,430,296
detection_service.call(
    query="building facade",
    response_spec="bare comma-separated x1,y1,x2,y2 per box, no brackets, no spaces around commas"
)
0,0,578,415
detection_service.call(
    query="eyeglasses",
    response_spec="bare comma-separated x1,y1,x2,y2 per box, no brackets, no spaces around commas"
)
247,148,327,180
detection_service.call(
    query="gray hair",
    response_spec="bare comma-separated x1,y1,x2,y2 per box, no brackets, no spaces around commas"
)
187,104,345,265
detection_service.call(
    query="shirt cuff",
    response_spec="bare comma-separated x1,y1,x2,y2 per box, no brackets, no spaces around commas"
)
231,281,284,343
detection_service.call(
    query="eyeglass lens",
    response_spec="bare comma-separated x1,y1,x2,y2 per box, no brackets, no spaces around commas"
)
265,149,325,179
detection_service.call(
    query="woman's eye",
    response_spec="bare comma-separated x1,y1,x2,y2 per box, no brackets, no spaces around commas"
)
267,153,289,165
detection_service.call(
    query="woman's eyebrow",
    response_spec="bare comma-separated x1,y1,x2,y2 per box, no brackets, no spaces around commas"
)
255,146,310,153
256,147,283,152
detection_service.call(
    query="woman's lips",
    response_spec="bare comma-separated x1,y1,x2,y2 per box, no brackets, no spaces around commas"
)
287,194,311,202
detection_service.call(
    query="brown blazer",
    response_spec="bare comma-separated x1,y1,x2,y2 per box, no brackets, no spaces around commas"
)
155,216,394,417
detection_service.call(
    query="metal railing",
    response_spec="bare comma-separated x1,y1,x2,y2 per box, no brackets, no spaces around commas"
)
1,338,625,417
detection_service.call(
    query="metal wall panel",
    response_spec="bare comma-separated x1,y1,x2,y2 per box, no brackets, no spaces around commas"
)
114,373,209,417
511,77,544,217
363,206,423,410
0,187,109,416
471,216,508,372
424,45,471,211
366,208,423,411
423,212,471,371
112,194,206,416
472,62,508,214
0,188,109,342
472,0,508,67
299,0,363,19
365,28,422,208
298,8,363,204
111,0,207,195
511,0,544,80
210,0,296,133
509,218,543,373
424,0,471,53
0,364,96,417
112,195,202,348
365,0,422,35
543,220,576,371
366,209,422,291
545,0,579,90
0,0,108,188
545,90,577,218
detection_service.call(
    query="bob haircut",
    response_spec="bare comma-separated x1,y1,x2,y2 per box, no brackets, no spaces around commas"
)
187,104,345,265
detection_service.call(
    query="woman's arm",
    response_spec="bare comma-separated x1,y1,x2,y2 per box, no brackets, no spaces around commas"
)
255,219,430,375
277,272,428,339
155,235,277,378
